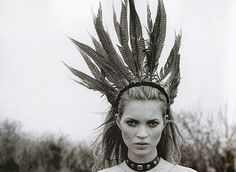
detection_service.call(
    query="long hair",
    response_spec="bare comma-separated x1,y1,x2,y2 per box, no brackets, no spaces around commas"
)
92,86,182,171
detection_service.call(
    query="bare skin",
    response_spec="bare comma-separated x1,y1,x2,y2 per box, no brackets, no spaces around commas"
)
117,100,165,163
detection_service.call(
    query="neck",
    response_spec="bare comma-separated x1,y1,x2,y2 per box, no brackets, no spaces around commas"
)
127,149,158,163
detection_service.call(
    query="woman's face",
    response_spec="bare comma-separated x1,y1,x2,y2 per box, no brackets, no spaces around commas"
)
117,100,165,160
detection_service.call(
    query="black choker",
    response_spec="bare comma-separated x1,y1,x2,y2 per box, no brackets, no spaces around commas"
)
125,156,160,171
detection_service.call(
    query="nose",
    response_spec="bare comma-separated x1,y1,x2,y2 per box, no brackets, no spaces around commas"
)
136,126,148,139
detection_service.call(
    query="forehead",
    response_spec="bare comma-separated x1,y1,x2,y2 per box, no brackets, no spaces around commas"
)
122,100,164,120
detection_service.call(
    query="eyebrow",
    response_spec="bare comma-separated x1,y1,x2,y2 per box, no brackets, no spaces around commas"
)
124,118,138,121
148,119,159,121
124,117,160,121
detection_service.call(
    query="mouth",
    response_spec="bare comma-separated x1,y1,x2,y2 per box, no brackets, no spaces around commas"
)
134,142,149,145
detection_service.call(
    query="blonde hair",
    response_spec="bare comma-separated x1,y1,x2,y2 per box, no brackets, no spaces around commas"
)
92,86,182,171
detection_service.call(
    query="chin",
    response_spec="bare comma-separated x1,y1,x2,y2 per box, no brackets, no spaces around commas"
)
132,148,151,156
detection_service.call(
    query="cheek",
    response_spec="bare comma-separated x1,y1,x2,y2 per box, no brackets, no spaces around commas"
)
120,124,135,145
150,127,163,145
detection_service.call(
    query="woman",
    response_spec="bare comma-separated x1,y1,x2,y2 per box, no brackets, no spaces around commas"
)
65,0,197,171
95,86,197,172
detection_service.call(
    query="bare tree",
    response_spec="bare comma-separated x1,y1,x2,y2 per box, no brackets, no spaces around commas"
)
177,107,236,172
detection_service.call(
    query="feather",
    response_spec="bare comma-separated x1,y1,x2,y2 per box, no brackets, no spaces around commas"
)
147,2,153,34
90,35,118,82
120,0,128,44
113,6,121,44
65,0,182,105
113,0,137,76
70,38,112,71
64,63,117,100
90,34,108,59
118,45,136,77
129,0,146,78
78,49,106,82
164,54,180,86
94,3,133,82
69,38,126,88
65,64,114,92
159,33,181,80
166,55,180,104
146,0,166,75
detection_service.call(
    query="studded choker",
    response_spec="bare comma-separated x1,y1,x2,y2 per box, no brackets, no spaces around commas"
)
125,156,160,171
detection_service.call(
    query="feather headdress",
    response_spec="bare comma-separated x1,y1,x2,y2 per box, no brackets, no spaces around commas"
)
65,0,181,106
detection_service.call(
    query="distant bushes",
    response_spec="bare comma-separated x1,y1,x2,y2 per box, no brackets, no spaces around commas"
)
0,120,93,172
0,120,21,172
177,109,236,172
0,108,236,172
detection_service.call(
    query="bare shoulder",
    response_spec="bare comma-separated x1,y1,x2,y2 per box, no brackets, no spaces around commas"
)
174,164,198,172
97,165,121,172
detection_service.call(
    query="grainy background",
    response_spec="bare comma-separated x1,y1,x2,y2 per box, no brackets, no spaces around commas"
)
0,0,235,142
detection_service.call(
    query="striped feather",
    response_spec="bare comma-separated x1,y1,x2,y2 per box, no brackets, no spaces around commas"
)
166,55,180,104
120,0,128,44
65,63,117,103
146,0,166,75
70,38,126,88
90,34,108,59
113,6,121,44
164,54,180,86
147,2,153,34
65,0,182,105
129,0,146,79
113,0,137,76
159,33,181,80
94,3,133,82
78,49,106,82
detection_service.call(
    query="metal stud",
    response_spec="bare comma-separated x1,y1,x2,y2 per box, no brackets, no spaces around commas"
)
146,164,151,169
154,160,157,165
137,165,143,171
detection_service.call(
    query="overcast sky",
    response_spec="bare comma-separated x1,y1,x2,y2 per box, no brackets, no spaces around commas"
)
0,0,236,142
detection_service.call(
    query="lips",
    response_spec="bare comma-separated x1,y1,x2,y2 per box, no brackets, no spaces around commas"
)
134,142,149,145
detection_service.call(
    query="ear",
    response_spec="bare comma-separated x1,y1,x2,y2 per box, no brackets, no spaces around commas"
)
115,114,121,129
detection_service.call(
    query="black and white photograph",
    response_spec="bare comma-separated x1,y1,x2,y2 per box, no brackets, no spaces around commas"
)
0,0,236,171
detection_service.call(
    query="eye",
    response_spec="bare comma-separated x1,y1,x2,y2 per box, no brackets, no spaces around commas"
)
126,120,138,127
147,121,159,128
